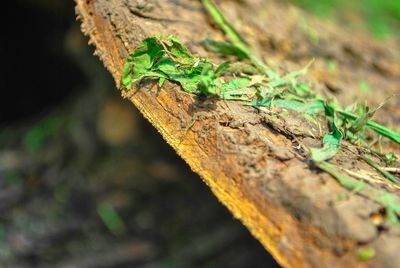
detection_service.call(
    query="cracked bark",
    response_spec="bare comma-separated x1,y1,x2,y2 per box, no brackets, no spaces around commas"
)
76,0,400,267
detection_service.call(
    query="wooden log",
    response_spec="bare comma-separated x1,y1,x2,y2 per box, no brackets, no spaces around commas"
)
75,0,400,267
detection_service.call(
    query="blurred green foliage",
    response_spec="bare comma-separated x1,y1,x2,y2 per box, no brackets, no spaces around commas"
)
4,171,22,187
23,116,63,151
0,224,4,243
290,0,400,38
356,247,376,261
97,202,127,237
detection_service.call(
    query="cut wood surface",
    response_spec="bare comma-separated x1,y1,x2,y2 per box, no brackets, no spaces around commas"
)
76,0,400,267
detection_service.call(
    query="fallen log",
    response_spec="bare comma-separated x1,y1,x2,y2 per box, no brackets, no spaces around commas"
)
76,0,400,267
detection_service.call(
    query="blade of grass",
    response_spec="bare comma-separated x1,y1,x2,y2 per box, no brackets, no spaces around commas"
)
201,0,249,53
201,0,279,79
361,155,400,185
364,120,400,144
316,161,364,191
329,106,400,144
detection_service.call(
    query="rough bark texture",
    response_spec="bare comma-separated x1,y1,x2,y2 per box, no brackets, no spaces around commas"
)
76,0,400,267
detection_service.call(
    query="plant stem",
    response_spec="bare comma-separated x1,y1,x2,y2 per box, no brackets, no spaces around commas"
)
201,0,279,79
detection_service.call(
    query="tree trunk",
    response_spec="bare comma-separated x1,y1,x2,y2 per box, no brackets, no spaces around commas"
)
76,0,400,267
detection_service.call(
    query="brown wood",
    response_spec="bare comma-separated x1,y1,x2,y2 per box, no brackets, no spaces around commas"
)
75,0,400,267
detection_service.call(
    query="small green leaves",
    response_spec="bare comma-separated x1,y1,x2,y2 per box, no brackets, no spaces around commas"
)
385,152,398,165
121,36,212,94
122,36,258,101
121,37,165,90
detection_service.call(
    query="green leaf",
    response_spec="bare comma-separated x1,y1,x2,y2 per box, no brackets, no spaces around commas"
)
201,37,249,60
220,78,252,100
159,77,166,87
215,61,231,75
311,130,342,162
199,62,218,95
273,99,307,111
311,110,343,162
121,37,164,89
365,120,400,144
158,35,197,66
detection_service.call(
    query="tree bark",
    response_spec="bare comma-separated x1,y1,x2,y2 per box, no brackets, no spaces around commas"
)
76,0,400,267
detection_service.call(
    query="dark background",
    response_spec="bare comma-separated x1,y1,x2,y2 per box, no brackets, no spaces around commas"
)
1,1,279,267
